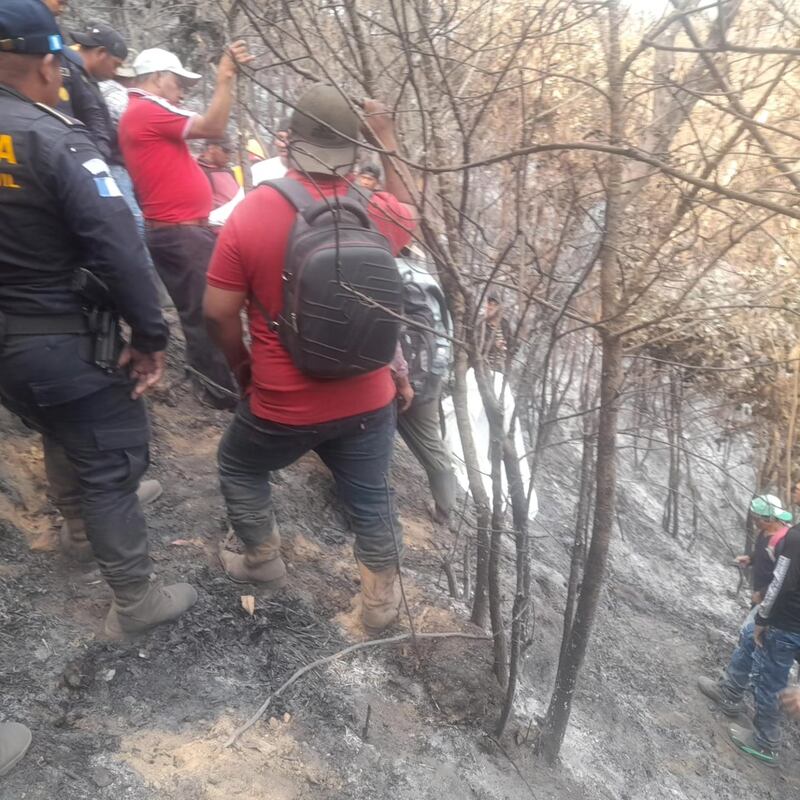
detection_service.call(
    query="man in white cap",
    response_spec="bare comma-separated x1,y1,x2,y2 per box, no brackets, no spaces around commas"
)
119,43,252,408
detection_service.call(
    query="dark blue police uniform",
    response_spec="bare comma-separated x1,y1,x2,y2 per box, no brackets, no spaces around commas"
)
0,45,168,587
58,47,114,161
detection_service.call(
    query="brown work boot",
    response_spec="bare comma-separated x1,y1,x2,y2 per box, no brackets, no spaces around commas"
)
59,518,93,563
58,480,162,563
219,529,288,588
104,577,198,640
0,722,32,777
357,559,401,636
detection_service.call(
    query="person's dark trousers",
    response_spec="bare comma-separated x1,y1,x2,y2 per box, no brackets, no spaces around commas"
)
109,164,171,308
720,620,800,749
0,333,153,588
397,398,457,517
146,224,236,406
218,401,403,570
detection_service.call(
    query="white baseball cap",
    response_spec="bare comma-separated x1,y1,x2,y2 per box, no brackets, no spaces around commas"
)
133,48,201,81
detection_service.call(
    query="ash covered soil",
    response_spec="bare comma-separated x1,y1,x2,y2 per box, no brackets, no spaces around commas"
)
1,354,799,799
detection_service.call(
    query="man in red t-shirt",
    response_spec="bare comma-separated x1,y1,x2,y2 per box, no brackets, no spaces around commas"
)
197,137,240,209
204,85,418,636
119,43,252,408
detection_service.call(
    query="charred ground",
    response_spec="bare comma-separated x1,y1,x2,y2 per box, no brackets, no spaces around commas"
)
1,349,799,799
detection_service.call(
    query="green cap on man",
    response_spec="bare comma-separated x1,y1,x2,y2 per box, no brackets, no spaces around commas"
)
288,85,360,176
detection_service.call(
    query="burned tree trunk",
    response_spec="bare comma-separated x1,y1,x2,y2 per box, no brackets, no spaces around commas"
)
537,0,625,763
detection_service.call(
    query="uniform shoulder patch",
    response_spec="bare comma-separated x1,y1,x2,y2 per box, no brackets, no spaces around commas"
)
34,103,82,128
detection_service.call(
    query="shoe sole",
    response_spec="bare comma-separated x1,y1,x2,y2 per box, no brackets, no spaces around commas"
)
0,727,32,777
726,729,779,769
221,571,289,590
103,607,164,641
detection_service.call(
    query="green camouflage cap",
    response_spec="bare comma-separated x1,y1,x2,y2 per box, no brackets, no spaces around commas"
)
288,85,359,176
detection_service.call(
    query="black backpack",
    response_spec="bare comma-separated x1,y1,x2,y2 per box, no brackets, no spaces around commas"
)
253,178,403,380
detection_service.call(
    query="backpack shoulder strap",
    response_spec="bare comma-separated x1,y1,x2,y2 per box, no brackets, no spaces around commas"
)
346,184,373,207
247,179,315,332
260,177,315,210
250,291,280,333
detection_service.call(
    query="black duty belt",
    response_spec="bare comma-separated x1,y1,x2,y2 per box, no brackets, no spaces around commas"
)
0,312,90,337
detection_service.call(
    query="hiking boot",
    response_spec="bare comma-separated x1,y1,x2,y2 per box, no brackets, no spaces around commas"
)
729,724,779,767
104,577,198,640
427,502,450,526
697,676,744,716
0,722,32,777
357,559,401,636
219,531,288,588
59,480,163,563
59,517,94,563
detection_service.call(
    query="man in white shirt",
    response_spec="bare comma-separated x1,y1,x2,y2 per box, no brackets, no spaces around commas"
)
250,117,290,186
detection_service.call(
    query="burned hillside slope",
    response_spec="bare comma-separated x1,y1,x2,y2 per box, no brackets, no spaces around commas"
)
0,361,799,799
0,355,586,800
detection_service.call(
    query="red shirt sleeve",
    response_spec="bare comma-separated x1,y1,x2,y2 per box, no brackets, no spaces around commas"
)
207,214,248,291
368,192,417,255
142,97,195,141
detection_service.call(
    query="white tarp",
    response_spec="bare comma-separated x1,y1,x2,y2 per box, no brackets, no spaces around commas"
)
441,368,538,520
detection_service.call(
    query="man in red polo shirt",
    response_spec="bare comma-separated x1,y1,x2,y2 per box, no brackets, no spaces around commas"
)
119,43,251,408
204,85,417,636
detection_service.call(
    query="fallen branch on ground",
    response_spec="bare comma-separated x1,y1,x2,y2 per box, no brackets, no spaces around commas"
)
225,630,491,747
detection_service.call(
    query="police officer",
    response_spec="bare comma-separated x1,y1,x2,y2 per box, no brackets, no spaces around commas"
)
0,0,197,639
39,0,115,160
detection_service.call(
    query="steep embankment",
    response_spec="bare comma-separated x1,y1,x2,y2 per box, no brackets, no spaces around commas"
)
524,395,800,798
0,345,798,799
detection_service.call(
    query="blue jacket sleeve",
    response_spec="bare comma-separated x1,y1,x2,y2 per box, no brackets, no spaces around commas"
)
42,127,168,353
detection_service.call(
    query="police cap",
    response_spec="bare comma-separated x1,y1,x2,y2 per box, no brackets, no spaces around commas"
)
70,23,128,60
0,0,63,55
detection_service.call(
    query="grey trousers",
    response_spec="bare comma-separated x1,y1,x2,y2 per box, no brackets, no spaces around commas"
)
397,398,457,515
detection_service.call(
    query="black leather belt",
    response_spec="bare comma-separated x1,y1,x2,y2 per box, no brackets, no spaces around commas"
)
0,312,89,337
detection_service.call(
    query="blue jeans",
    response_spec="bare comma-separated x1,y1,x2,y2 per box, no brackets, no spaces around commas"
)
110,164,145,234
722,621,800,748
217,401,403,571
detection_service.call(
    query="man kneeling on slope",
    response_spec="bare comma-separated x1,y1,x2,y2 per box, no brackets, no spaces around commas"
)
698,482,800,766
204,85,417,635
